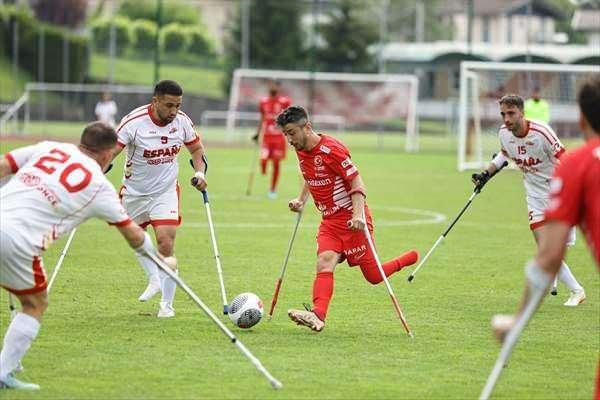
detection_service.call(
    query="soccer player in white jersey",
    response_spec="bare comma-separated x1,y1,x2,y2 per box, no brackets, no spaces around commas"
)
0,122,165,390
112,80,208,318
472,94,585,306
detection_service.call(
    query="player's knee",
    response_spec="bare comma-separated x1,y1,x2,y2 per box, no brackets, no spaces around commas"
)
156,235,174,256
316,252,337,273
19,292,48,318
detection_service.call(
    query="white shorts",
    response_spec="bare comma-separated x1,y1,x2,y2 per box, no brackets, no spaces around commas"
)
527,196,576,246
120,183,181,229
0,231,47,294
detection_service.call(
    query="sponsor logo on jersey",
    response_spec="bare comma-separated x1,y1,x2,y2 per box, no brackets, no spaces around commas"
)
344,244,367,256
142,145,181,158
307,178,332,187
341,158,352,168
526,141,535,146
514,157,542,168
18,172,41,187
319,145,331,154
169,127,178,134
314,155,323,167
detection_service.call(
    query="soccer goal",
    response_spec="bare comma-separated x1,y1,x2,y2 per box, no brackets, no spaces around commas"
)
0,83,153,137
199,110,346,144
228,69,420,152
458,61,599,171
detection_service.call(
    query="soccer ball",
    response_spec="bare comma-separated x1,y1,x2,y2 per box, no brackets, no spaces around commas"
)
228,293,263,329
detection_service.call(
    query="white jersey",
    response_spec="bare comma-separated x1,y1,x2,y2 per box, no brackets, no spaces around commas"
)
0,141,130,255
116,104,199,196
495,120,565,198
95,100,118,128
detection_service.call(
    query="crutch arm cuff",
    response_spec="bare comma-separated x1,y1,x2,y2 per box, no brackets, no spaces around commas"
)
348,187,366,198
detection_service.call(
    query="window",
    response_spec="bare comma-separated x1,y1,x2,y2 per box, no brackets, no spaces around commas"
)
482,16,491,43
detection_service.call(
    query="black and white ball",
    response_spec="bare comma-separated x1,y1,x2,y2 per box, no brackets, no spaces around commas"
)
228,293,263,329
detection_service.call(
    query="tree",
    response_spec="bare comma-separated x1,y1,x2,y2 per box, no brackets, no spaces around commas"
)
222,0,306,93
30,0,88,28
315,0,379,73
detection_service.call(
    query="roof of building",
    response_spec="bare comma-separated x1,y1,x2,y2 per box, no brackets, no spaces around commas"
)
381,41,599,64
572,8,600,31
442,0,564,19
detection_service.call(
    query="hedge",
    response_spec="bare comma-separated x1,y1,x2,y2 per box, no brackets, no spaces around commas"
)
0,5,89,83
90,16,131,55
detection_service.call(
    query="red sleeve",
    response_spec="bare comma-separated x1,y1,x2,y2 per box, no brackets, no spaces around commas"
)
544,151,584,226
324,143,359,183
4,153,19,173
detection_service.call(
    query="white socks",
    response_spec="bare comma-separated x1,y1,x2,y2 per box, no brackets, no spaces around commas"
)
558,262,583,292
0,313,40,380
159,268,177,307
135,252,159,282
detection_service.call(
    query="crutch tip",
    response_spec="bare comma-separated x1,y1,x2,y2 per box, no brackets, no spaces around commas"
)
407,275,414,283
407,331,415,339
223,305,229,315
550,289,557,296
271,380,283,390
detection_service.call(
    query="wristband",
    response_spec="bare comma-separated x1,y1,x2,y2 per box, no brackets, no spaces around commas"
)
194,171,206,181
348,187,366,198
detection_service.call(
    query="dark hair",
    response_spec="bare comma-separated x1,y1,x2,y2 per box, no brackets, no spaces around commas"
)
276,105,308,127
578,75,600,134
80,122,117,152
154,80,183,96
498,94,524,111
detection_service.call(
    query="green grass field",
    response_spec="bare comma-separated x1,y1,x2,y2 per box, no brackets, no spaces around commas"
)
0,137,597,399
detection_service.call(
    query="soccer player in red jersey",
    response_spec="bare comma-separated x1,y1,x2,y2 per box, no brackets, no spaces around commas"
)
276,106,419,332
490,75,600,398
252,79,291,199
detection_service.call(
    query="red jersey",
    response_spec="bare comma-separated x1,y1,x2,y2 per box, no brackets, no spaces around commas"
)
259,95,291,137
297,134,362,220
545,137,600,266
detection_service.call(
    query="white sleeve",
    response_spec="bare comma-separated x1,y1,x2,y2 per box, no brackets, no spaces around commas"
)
92,180,132,226
4,142,45,173
116,120,132,147
491,152,509,169
181,114,199,145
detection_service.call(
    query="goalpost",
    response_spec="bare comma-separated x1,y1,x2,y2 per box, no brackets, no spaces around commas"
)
0,83,153,137
228,69,420,152
458,61,598,171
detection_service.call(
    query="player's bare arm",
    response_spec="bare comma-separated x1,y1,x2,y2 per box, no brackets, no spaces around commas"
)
492,220,571,342
289,182,310,212
347,175,366,231
187,140,208,191
0,156,14,178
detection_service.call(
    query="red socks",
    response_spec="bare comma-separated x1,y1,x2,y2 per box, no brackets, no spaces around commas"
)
360,250,419,285
270,160,280,192
312,271,334,321
260,159,267,175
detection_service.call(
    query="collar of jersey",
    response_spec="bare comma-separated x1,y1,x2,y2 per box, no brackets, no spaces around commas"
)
147,105,169,127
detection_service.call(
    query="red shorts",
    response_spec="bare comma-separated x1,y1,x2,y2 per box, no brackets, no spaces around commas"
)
316,211,375,267
261,135,286,161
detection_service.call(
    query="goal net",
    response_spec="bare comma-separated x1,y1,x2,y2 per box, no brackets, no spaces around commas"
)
0,83,153,138
458,61,598,170
228,69,420,151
